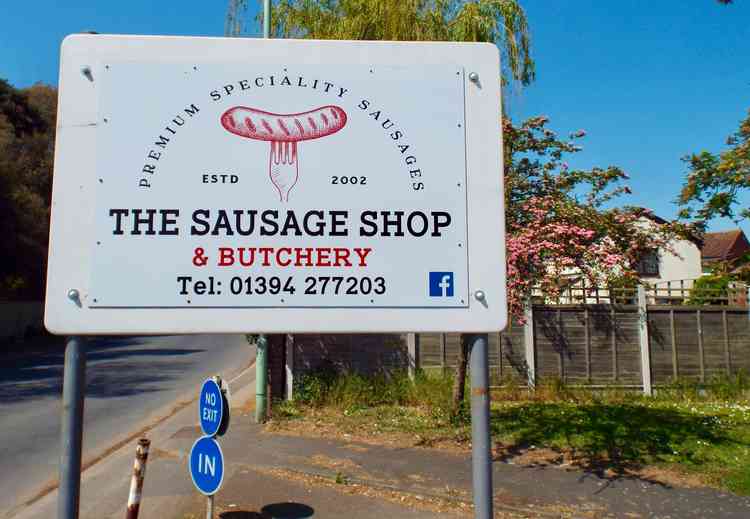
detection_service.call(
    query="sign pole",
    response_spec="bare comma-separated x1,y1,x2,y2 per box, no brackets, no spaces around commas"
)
253,0,273,424
468,333,493,519
58,336,87,519
255,335,268,423
206,495,214,519
263,0,271,38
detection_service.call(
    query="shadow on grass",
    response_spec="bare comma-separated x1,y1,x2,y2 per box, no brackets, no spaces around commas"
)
491,402,742,483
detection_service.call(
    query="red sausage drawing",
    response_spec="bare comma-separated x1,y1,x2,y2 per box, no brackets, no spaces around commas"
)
221,105,347,201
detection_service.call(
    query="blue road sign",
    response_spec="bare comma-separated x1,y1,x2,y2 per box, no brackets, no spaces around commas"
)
199,378,224,437
189,436,224,495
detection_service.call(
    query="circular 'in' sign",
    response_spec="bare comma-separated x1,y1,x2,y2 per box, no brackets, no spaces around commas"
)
189,436,224,495
199,378,224,437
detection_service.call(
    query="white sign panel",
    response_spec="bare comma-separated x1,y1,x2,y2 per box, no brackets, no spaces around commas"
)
45,35,506,334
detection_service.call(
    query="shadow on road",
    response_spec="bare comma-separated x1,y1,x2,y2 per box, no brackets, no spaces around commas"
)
0,336,205,403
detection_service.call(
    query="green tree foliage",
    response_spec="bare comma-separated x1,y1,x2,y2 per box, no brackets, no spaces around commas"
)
686,274,732,305
264,1,694,413
0,79,57,299
269,0,534,86
264,0,532,413
678,109,750,225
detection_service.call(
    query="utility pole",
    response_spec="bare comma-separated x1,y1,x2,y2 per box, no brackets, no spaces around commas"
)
225,0,273,423
254,0,272,424
263,0,271,38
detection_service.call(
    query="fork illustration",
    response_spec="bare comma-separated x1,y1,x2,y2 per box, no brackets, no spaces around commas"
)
269,141,299,202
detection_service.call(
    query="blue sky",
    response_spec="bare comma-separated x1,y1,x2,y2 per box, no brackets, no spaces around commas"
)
1,0,748,234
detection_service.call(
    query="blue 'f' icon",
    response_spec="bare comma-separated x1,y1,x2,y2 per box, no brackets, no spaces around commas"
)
429,272,454,297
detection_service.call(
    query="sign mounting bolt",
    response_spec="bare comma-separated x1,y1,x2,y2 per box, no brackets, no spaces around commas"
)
474,290,486,301
81,67,94,82
67,289,81,306
468,72,479,83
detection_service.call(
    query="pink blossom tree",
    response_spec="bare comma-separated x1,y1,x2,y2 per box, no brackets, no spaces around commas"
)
452,116,692,413
503,116,691,318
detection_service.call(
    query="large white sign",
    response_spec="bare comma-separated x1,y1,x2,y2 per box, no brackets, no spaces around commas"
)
45,35,506,334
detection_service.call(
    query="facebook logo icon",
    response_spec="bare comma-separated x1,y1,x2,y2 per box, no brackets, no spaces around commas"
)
429,272,454,297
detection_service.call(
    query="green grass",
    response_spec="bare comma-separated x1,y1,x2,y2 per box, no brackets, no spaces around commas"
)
274,369,750,495
491,399,750,492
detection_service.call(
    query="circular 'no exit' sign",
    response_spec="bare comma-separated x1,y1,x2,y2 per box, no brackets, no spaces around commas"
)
199,378,224,437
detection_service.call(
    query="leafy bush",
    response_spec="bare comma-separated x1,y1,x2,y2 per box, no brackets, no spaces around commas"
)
606,276,639,305
687,275,731,305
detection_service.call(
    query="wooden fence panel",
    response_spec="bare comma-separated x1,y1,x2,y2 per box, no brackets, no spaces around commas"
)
560,309,589,382
702,311,727,381
445,333,461,366
534,308,565,380
588,306,617,383
419,333,443,368
613,309,641,383
648,310,674,384
413,306,749,386
728,312,750,375
488,332,501,380
674,311,702,380
500,320,527,381
294,333,408,376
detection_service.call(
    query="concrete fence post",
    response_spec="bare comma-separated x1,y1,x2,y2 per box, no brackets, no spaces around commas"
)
523,300,536,388
637,286,653,396
285,334,294,401
407,333,420,380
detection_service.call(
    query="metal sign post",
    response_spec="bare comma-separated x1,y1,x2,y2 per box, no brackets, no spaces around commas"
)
189,436,225,511
255,335,268,424
58,336,87,519
467,333,493,519
191,377,229,519
254,0,272,425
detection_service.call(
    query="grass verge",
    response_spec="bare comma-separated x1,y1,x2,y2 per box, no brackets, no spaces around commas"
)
270,369,750,495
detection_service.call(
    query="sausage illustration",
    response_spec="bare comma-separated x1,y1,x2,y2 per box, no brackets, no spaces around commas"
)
220,105,347,201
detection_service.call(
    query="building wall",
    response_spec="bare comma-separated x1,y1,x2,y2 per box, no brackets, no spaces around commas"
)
652,237,703,284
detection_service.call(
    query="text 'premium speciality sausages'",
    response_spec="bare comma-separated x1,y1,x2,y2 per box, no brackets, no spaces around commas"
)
221,105,348,201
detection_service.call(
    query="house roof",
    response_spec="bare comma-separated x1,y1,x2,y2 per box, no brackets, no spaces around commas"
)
701,230,750,262
633,207,703,247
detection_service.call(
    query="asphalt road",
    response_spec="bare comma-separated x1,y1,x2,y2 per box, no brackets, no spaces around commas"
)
0,334,254,516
